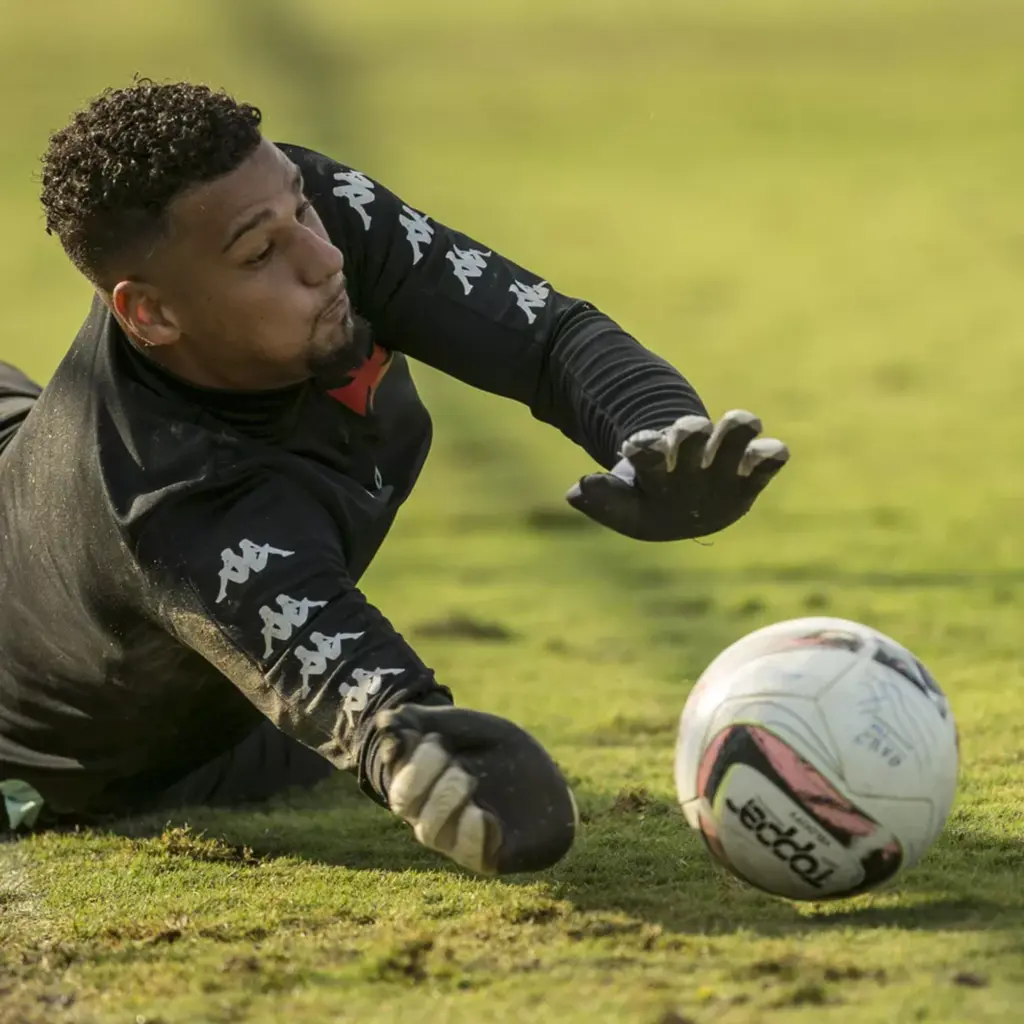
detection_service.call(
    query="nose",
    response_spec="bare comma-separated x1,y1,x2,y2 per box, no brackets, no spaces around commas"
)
298,227,344,288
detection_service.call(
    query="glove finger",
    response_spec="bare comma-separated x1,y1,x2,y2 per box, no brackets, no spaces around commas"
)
565,471,645,535
738,437,790,479
412,762,476,849
450,803,501,875
388,734,450,819
623,415,712,474
619,428,665,474
700,409,763,473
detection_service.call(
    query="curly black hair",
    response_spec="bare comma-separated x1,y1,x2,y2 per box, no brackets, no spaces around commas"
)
40,79,263,285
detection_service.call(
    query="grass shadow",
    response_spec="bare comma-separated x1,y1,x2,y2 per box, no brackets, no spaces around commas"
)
88,776,1024,942
544,786,1024,938
96,772,442,874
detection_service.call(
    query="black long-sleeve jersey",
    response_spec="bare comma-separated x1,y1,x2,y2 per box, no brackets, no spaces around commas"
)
0,143,706,820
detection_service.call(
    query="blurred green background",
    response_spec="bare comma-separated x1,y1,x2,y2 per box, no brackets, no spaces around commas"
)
4,3,1024,1021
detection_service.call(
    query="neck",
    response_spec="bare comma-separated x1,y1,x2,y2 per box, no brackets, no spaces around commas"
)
118,335,308,446
143,342,310,392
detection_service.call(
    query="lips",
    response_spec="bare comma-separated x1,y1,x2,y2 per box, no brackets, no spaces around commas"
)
317,288,349,324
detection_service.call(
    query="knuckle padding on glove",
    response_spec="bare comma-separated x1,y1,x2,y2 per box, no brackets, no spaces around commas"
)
380,705,577,875
388,735,449,818
452,804,495,874
738,437,789,478
413,763,475,848
701,410,762,471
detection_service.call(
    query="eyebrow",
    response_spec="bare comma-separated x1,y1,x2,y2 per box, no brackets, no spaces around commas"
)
222,167,306,253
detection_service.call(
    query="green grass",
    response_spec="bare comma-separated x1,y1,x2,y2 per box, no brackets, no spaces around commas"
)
3,0,1024,1020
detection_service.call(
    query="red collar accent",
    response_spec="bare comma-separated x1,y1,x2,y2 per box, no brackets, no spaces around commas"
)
326,345,392,415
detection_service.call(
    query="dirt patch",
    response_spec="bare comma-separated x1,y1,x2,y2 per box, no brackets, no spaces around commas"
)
500,899,566,926
609,787,673,817
612,788,655,814
412,615,517,642
153,826,260,865
370,937,435,984
953,972,988,988
567,919,644,941
734,597,767,617
824,965,887,983
774,981,830,1007
745,957,800,981
222,955,262,974
655,1012,695,1024
651,597,714,617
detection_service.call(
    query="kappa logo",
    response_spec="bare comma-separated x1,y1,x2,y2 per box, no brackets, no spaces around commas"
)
446,245,491,295
294,631,365,698
332,169,376,230
340,667,405,727
509,279,550,324
259,594,327,658
216,540,294,603
399,205,434,264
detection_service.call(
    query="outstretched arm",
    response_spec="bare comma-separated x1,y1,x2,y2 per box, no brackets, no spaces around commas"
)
291,143,788,540
289,144,702,463
133,472,576,874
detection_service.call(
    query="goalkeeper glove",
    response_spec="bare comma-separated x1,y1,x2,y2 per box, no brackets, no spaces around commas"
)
374,703,578,875
566,409,789,541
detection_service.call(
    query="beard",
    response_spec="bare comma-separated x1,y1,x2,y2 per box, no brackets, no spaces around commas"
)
307,312,375,388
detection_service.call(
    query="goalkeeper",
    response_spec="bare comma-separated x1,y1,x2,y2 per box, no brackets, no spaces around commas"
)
0,81,788,874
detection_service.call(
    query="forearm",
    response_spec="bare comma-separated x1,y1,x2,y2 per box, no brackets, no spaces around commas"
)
532,303,708,470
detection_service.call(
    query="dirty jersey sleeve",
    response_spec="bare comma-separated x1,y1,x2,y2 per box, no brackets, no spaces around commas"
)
133,470,450,804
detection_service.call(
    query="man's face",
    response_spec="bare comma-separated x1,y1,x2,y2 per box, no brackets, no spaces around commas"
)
121,138,360,390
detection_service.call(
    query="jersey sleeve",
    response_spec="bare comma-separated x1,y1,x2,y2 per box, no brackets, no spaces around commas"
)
285,144,708,471
132,470,450,804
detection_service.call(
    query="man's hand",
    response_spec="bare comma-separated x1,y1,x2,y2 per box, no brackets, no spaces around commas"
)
375,704,578,875
566,409,789,541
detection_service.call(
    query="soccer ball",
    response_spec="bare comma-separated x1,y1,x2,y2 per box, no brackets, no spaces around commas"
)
674,617,958,901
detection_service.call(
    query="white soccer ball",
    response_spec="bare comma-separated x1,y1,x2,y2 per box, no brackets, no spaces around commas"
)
674,617,958,901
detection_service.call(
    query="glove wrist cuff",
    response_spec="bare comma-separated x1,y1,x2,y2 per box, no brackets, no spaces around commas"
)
357,687,454,807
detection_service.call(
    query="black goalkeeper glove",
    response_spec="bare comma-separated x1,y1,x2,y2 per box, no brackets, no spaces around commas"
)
373,704,578,875
566,409,789,541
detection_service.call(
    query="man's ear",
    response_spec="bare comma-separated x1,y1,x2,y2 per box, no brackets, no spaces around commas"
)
110,281,182,348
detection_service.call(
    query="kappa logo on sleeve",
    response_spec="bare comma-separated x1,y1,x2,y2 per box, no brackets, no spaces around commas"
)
259,594,328,658
216,540,294,603
446,245,491,295
332,170,376,230
509,279,550,324
399,205,435,265
294,631,365,698
340,667,405,726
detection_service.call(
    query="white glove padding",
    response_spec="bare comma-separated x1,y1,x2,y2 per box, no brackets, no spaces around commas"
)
388,733,501,874
376,704,578,876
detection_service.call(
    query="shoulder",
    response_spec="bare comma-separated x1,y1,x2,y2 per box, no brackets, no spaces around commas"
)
274,141,354,185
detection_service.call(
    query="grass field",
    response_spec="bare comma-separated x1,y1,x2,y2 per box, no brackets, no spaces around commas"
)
3,0,1024,1020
